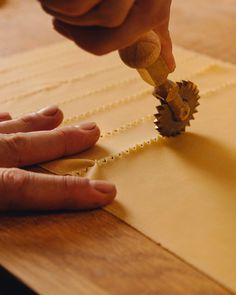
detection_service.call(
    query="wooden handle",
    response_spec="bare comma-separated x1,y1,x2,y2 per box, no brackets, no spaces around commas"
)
119,31,170,86
118,31,161,69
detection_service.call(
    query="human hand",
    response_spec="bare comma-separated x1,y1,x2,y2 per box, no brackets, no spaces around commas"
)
39,0,175,71
0,106,116,212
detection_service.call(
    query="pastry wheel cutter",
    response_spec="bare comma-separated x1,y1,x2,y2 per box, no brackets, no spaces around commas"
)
119,31,200,137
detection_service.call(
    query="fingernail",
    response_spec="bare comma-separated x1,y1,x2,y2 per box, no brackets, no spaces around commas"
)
0,112,11,120
78,122,97,131
90,180,116,194
38,105,59,116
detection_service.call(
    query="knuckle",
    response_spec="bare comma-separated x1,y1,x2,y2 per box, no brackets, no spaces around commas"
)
43,2,91,17
61,176,90,209
85,43,112,56
21,113,38,125
55,125,100,156
55,129,68,154
0,168,28,209
71,30,116,55
5,134,28,167
1,168,27,189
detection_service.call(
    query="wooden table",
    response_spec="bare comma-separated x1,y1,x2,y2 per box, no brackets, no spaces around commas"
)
0,1,235,294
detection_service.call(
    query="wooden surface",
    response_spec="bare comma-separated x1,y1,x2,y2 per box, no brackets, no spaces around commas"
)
1,211,233,295
0,0,235,294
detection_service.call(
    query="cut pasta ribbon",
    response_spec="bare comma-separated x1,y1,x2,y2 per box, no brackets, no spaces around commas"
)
41,158,95,176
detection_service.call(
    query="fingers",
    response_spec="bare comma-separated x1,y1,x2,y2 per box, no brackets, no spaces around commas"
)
156,29,175,73
39,0,102,16
0,106,63,134
0,122,100,168
44,0,135,28
68,0,135,28
0,112,12,122
154,21,176,72
0,168,116,211
39,0,94,16
53,0,173,56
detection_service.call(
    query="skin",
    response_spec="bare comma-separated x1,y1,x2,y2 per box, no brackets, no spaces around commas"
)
1,1,174,211
0,106,116,212
39,0,175,71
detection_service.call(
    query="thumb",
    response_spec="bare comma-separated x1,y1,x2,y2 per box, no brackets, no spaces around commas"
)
154,23,176,72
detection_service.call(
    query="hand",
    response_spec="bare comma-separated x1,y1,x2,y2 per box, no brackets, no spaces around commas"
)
39,0,175,71
0,106,116,212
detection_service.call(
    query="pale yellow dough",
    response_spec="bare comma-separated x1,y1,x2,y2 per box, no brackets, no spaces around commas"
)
1,41,236,292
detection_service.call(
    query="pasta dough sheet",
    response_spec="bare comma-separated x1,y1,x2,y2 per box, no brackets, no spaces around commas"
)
1,41,236,292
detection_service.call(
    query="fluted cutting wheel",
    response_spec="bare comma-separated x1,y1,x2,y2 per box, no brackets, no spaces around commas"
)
153,80,200,137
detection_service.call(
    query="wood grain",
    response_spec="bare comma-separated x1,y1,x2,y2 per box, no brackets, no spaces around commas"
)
0,211,233,295
0,0,235,294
